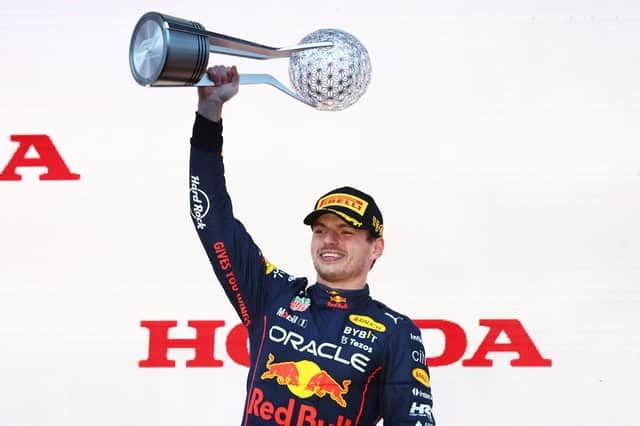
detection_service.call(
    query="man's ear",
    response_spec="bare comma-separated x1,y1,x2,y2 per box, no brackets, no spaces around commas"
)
372,237,385,260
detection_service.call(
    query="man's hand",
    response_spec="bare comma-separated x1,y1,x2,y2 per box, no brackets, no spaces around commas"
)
197,65,239,122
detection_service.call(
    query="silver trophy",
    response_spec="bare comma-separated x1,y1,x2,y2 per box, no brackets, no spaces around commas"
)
129,12,371,110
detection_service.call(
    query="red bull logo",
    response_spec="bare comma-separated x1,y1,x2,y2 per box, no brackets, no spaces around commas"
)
305,370,351,408
261,353,351,407
261,353,300,385
327,291,348,309
329,295,348,304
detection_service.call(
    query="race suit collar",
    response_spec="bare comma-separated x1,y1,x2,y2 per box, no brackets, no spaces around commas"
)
307,282,371,310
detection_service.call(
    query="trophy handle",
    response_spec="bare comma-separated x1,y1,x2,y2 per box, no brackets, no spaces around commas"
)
195,73,317,107
166,20,332,60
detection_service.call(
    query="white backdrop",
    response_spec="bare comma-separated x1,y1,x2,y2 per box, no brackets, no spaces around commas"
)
1,0,640,425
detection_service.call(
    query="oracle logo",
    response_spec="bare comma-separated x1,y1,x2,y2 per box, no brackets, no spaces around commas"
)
138,319,552,368
1,135,80,181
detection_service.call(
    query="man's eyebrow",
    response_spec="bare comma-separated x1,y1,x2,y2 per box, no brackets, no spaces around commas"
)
314,220,356,230
338,223,356,229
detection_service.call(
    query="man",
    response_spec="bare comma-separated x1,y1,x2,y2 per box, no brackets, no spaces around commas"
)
189,65,435,425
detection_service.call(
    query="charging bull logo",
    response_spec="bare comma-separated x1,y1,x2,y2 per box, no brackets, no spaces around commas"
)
261,353,351,407
327,290,349,309
330,295,348,304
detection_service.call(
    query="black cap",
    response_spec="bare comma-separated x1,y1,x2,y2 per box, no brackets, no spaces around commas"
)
303,186,384,238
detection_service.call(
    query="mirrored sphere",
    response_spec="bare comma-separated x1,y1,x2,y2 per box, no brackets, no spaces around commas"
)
289,29,371,111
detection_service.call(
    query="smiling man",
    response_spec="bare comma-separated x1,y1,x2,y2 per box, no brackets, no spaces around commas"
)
189,65,435,425
306,188,384,290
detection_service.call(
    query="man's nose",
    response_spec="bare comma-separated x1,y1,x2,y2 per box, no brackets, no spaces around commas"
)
323,229,339,244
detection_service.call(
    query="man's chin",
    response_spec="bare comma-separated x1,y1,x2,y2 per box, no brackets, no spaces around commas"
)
314,266,345,283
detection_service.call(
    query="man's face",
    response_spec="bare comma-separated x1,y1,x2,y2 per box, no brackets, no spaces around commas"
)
310,213,384,289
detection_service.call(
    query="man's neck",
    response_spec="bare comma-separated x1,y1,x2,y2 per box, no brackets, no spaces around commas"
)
316,276,367,291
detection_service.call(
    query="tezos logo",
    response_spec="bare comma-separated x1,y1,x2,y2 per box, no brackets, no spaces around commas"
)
190,175,210,230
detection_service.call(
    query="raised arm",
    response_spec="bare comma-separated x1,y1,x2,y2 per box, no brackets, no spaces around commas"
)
188,66,265,328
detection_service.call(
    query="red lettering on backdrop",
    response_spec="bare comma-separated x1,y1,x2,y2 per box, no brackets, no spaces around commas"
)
414,319,467,367
462,319,553,367
0,135,80,180
226,323,250,367
139,320,225,367
139,319,552,368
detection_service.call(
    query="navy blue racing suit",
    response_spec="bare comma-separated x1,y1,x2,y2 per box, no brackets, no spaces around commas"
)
189,113,435,426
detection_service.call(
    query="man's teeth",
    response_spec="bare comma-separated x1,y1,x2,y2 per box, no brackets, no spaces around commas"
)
322,253,340,258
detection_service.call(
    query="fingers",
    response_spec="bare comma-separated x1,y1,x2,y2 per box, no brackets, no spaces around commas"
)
206,65,225,86
198,65,239,112
206,65,238,86
230,65,239,85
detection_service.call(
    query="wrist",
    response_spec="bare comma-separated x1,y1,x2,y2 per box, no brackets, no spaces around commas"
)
197,101,223,122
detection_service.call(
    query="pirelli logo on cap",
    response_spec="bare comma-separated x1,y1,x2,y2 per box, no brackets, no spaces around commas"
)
317,193,368,216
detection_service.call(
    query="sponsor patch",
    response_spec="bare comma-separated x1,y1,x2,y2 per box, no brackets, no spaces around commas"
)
327,291,348,310
269,325,370,373
409,401,433,419
190,176,210,230
410,333,423,344
412,387,432,400
412,368,431,388
246,386,354,425
261,353,351,407
349,315,386,333
290,295,311,312
412,350,426,365
372,215,383,236
263,257,276,275
384,312,403,324
317,193,368,216
276,307,308,328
